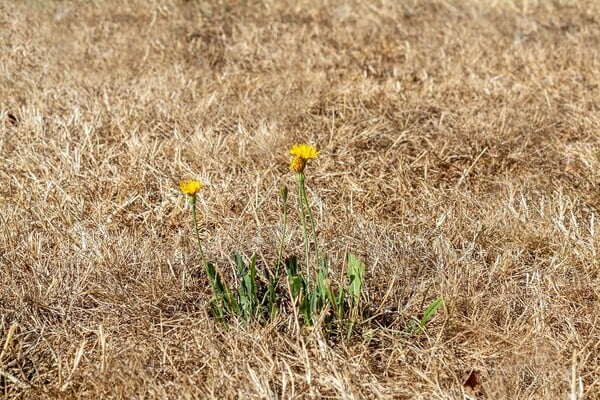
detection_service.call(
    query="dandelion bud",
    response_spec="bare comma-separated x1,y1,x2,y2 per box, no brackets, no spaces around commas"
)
280,185,288,202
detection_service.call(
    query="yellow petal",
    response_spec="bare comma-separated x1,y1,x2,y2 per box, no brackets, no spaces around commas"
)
289,143,319,160
179,179,202,196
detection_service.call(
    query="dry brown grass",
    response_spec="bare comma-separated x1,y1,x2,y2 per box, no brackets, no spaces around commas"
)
2,0,600,398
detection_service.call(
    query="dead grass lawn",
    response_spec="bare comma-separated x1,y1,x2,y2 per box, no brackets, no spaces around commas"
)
1,0,600,398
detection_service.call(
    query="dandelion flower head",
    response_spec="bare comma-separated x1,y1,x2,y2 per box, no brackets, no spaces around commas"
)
179,179,202,197
289,143,319,160
289,143,319,173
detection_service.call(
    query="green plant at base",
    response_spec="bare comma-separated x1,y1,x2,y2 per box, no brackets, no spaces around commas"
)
285,256,309,322
235,254,259,321
179,147,447,340
264,265,280,321
205,261,236,320
285,251,367,335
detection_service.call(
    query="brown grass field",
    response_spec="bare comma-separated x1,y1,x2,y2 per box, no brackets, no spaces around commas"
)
2,0,600,398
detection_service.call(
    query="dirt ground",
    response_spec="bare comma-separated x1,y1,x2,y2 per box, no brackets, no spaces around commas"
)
1,0,600,398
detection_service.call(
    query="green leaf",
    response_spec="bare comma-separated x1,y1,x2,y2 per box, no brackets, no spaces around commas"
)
263,261,280,320
347,254,365,307
233,253,260,321
345,254,366,339
205,262,237,316
415,297,444,335
316,263,329,303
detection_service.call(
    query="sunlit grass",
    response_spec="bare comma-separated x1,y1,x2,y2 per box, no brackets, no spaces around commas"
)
2,1,599,397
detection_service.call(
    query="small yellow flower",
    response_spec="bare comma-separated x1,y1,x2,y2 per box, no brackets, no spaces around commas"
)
179,179,202,197
289,143,319,173
290,143,319,160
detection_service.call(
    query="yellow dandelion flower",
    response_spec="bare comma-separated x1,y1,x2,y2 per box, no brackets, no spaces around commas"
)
179,179,202,197
289,143,319,160
289,143,319,173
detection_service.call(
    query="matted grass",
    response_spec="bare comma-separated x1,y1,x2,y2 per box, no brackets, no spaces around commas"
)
1,0,600,398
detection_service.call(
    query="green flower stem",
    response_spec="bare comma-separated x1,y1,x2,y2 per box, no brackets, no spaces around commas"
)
302,181,319,265
297,172,311,284
297,172,319,268
190,197,207,268
190,196,236,315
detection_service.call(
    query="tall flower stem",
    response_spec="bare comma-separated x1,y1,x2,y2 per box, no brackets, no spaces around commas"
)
299,175,319,265
190,198,207,268
297,172,312,284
